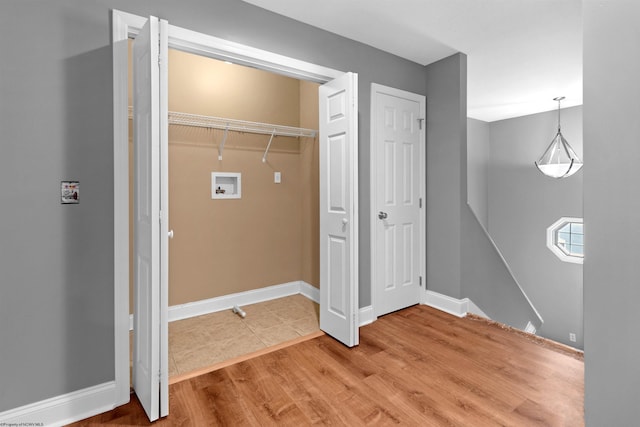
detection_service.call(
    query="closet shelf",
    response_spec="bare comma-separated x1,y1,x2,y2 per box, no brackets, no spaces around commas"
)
128,107,317,138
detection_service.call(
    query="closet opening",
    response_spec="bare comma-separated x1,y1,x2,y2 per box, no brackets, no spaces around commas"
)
128,42,322,382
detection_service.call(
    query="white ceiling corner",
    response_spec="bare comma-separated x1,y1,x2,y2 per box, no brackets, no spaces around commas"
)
242,0,582,122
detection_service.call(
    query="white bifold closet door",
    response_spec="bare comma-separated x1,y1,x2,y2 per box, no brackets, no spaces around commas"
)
132,15,169,422
319,72,359,347
131,12,359,421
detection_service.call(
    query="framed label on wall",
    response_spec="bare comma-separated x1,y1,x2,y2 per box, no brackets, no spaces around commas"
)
61,181,79,204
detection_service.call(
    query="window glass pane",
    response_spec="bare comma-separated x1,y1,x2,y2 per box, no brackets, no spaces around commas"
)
570,244,584,256
571,233,584,245
557,232,571,245
571,223,584,234
558,223,571,233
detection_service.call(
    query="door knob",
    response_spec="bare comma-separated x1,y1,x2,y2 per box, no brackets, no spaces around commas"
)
342,218,349,225
168,230,174,239
378,211,388,220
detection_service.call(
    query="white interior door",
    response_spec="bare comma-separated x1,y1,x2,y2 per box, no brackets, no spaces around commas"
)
133,15,169,422
372,85,424,317
319,72,359,347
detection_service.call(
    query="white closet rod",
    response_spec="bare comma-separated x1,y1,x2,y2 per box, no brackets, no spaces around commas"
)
128,107,317,138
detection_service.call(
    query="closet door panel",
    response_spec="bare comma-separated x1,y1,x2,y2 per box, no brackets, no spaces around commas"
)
132,15,169,422
319,72,359,347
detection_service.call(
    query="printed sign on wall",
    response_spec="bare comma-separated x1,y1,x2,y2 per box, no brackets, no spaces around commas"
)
61,181,79,204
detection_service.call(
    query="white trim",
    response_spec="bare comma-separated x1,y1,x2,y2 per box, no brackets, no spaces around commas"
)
370,83,426,317
167,25,343,83
300,281,320,303
359,306,376,326
0,382,116,427
424,290,467,317
467,299,489,318
169,281,302,322
524,321,537,334
112,10,146,38
424,290,489,319
129,281,321,330
112,9,351,419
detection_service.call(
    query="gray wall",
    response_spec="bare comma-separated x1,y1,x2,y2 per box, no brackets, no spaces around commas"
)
461,206,542,331
584,0,640,424
488,107,583,348
425,53,467,298
427,54,543,335
467,118,490,229
0,2,115,411
0,0,428,413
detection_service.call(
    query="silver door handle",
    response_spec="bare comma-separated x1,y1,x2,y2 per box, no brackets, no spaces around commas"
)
168,230,174,239
342,218,349,225
378,211,388,220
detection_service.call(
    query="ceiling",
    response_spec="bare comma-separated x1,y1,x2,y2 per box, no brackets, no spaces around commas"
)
242,0,582,122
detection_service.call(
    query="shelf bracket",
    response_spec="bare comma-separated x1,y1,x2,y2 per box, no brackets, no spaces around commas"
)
217,125,229,160
261,129,276,163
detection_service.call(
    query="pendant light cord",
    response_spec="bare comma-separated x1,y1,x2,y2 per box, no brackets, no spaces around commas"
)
554,96,565,133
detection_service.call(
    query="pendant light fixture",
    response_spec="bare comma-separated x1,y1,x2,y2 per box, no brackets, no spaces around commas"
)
535,96,583,178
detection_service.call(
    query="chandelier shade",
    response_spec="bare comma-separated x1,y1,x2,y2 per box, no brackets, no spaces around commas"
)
535,97,583,178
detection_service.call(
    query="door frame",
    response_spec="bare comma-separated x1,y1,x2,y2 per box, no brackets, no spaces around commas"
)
112,9,353,406
369,83,427,320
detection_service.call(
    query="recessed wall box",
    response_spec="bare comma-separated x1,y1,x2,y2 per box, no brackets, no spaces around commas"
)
211,172,241,199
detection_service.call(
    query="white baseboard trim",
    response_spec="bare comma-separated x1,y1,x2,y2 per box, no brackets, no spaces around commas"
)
299,281,320,303
359,305,375,326
524,321,537,334
0,381,119,427
130,280,321,330
424,290,489,319
467,299,489,318
128,280,374,330
168,280,303,323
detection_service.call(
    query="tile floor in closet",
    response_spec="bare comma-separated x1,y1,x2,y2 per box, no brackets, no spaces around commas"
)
131,294,320,380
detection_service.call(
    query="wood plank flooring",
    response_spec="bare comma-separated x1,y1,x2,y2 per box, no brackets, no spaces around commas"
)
70,305,584,426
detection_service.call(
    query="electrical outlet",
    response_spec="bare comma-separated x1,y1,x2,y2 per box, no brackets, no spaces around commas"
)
569,333,576,342
274,172,281,184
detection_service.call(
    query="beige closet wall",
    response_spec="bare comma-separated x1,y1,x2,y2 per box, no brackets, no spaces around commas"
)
299,81,320,287
129,45,318,311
